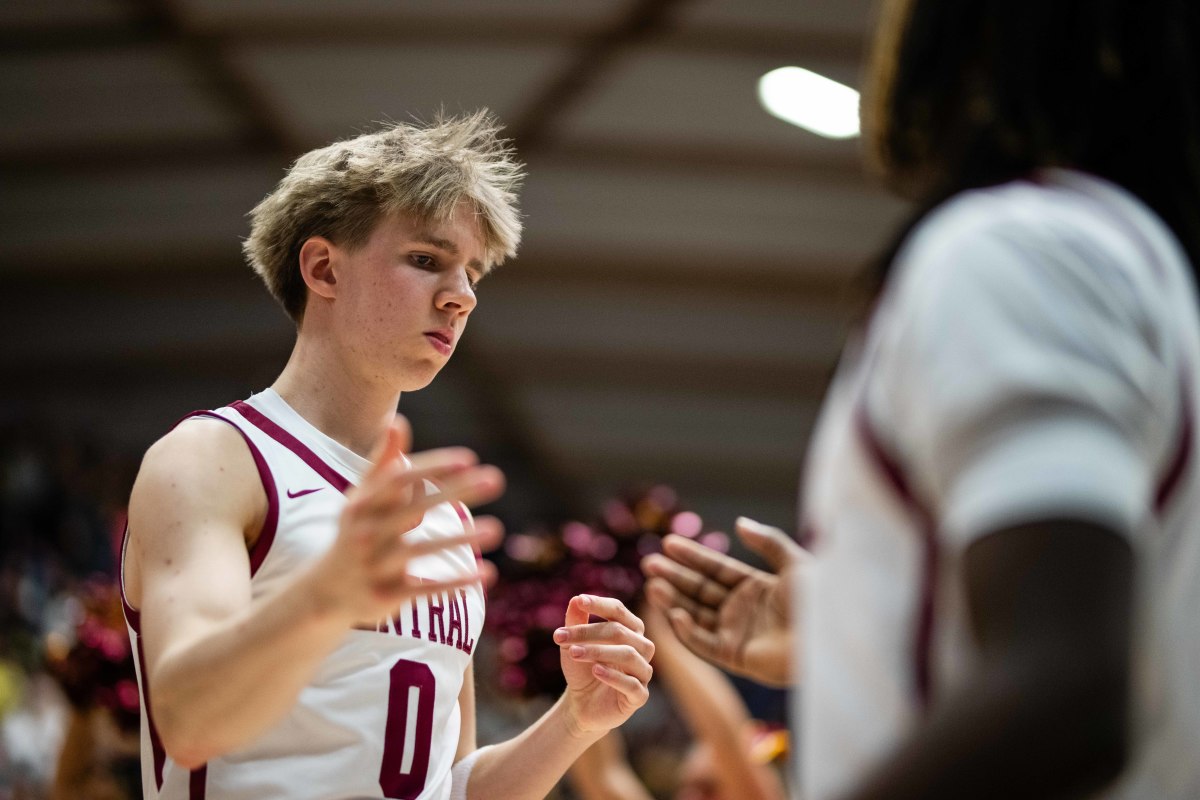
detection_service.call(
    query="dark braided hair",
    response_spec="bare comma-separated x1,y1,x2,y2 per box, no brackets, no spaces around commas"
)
864,0,1200,283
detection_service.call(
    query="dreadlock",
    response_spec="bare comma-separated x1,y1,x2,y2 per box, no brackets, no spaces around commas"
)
866,0,1200,285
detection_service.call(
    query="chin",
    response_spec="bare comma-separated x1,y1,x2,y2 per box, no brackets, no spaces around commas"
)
397,363,444,392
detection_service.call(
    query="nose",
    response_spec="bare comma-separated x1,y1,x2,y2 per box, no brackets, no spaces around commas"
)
436,270,477,314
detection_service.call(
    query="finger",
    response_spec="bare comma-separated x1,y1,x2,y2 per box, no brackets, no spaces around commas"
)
666,608,725,665
564,595,590,628
735,517,807,572
408,466,506,513
590,664,649,708
371,569,488,607
362,448,480,500
364,420,407,481
466,515,505,554
644,577,718,630
571,595,645,635
359,465,505,546
371,524,505,575
392,413,413,454
659,533,760,590
640,553,728,609
566,644,653,684
553,621,655,654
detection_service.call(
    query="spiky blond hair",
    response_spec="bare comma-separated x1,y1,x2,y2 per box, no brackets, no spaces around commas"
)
243,111,524,322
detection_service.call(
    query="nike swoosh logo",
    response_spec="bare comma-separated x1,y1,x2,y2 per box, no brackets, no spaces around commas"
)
287,487,323,499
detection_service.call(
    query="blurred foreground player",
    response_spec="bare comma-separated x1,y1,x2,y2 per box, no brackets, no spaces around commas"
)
121,113,654,799
645,1,1200,798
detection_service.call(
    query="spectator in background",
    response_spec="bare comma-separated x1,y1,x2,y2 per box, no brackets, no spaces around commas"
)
0,427,139,798
645,1,1200,798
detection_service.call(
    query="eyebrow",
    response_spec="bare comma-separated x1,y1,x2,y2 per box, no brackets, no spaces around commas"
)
413,233,487,274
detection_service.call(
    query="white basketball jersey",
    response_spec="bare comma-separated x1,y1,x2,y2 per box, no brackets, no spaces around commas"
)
122,388,485,800
797,170,1200,799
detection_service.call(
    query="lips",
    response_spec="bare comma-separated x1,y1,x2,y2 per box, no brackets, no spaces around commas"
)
424,328,454,355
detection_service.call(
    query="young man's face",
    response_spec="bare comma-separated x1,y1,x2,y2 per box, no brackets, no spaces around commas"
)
326,201,487,391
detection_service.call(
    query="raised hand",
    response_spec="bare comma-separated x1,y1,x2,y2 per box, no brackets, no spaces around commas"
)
553,595,655,737
640,517,807,687
308,417,505,624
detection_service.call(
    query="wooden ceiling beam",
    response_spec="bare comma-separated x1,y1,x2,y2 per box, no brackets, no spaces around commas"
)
508,0,696,151
0,13,864,61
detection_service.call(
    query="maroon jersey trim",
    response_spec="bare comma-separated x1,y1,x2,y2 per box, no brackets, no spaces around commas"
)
853,403,940,711
173,411,280,577
231,400,354,495
190,764,207,799
119,524,140,631
1155,378,1194,515
132,631,168,789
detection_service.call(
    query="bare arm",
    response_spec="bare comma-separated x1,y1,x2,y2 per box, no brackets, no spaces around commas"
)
645,604,787,800
129,418,503,768
457,595,654,800
840,520,1133,800
566,731,655,800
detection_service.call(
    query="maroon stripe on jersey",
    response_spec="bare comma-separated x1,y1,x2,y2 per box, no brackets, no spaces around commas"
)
176,411,281,578
231,401,354,495
1156,379,1194,514
797,522,820,551
119,524,140,632
190,764,207,799
165,410,282,575
134,633,168,789
854,404,940,710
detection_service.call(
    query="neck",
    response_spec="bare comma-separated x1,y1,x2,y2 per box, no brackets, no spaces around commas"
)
271,328,400,459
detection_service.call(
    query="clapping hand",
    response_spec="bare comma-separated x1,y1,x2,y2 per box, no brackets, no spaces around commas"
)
641,517,808,687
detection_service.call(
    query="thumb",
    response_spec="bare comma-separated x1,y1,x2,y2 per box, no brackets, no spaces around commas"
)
735,517,805,572
564,594,592,628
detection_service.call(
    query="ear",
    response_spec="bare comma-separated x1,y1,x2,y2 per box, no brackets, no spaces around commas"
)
298,236,338,301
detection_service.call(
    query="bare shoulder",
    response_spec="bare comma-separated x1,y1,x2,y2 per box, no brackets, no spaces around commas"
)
133,417,264,519
126,417,267,605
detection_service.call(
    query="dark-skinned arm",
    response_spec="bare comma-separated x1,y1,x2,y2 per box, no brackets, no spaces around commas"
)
841,518,1133,800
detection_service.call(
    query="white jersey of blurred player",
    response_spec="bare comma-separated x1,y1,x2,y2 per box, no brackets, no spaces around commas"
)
798,169,1200,800
122,388,484,799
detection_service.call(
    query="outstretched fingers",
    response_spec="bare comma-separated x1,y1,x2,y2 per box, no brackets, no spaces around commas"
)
370,516,505,576
659,534,758,588
370,565,493,607
359,464,505,554
641,551,730,610
643,577,718,630
735,517,807,572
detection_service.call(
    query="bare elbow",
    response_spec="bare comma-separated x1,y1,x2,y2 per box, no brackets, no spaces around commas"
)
156,709,218,770
151,687,223,770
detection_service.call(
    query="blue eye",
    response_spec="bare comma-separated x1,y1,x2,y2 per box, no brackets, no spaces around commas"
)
411,254,436,268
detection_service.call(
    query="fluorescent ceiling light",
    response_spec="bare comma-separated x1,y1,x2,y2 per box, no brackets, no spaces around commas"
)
758,66,861,140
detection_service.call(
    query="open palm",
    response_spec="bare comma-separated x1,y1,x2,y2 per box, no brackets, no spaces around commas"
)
641,517,806,687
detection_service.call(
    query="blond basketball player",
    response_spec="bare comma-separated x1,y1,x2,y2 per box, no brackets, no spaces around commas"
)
121,113,654,799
